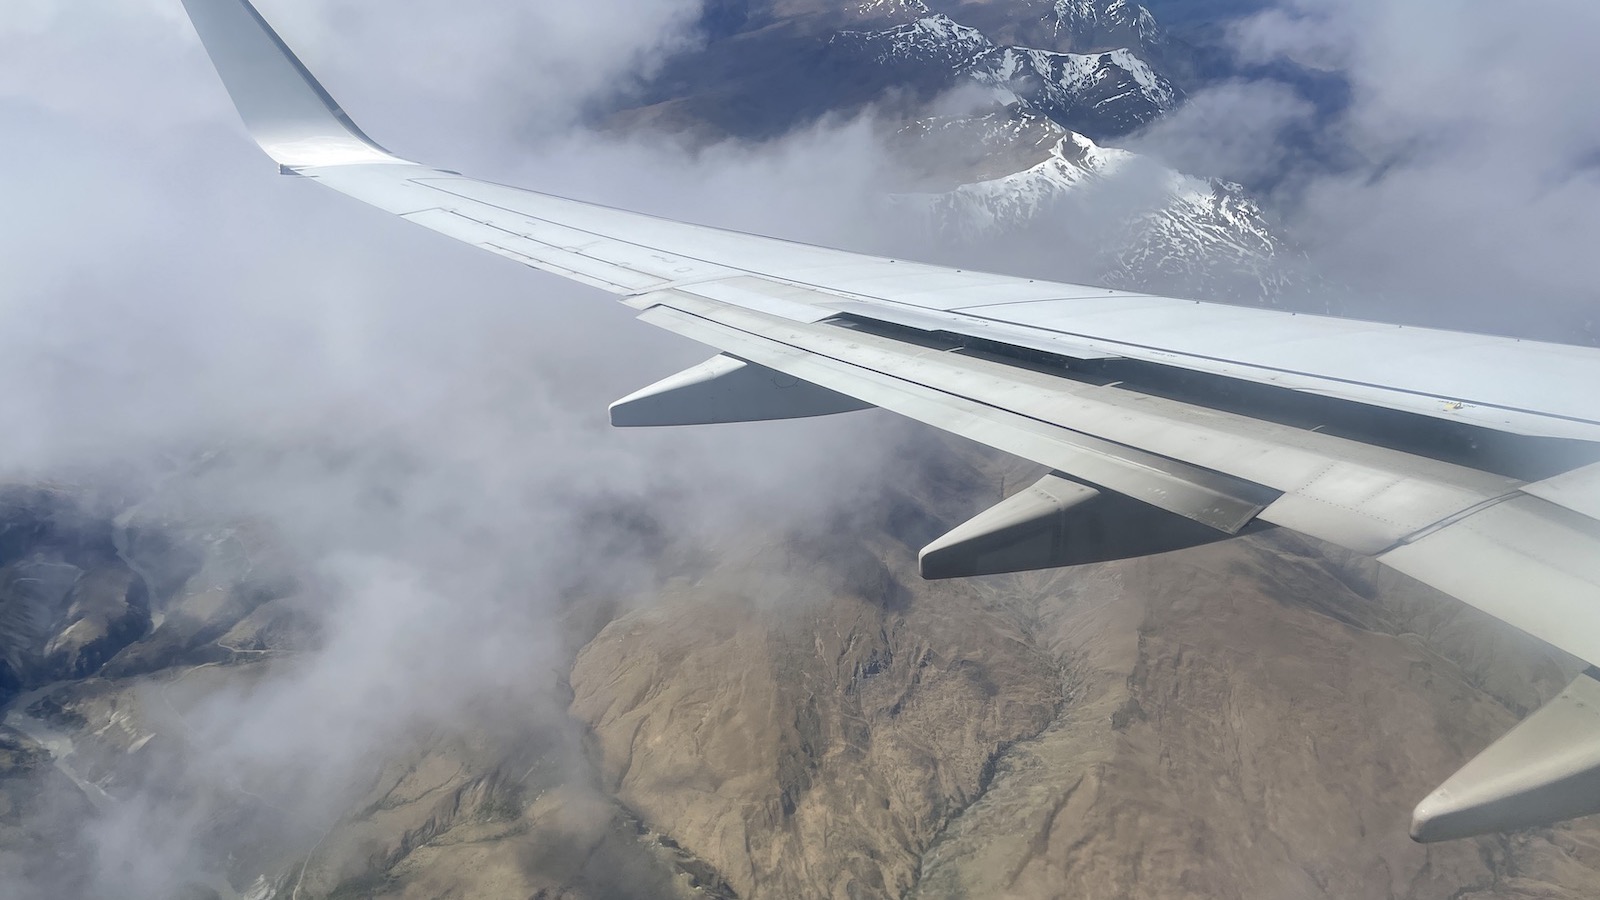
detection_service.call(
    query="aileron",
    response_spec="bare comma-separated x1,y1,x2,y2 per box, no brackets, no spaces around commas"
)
1522,461,1600,522
1382,495,1600,665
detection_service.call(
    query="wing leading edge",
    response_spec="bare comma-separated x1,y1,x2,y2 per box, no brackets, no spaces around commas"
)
178,0,1600,842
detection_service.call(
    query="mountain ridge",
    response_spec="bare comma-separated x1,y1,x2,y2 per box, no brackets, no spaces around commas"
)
610,0,1302,305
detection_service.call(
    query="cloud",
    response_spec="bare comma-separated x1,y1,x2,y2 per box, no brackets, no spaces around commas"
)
1138,0,1600,340
0,1,926,896
257,0,708,157
0,0,705,146
1126,79,1316,188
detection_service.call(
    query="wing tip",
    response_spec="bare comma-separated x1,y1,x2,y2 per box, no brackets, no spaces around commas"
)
182,0,408,168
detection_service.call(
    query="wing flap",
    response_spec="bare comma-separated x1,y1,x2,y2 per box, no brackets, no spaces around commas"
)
823,300,1121,360
1522,461,1600,522
1381,495,1600,666
637,302,1278,532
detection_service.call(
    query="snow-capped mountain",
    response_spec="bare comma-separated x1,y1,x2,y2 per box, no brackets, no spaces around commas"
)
914,128,1143,231
969,43,1175,133
1105,172,1300,302
832,13,1177,136
617,0,1293,303
853,0,932,20
901,109,1296,303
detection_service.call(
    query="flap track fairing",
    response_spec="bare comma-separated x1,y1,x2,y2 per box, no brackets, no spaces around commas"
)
920,473,1265,579
1413,669,1600,842
609,354,873,427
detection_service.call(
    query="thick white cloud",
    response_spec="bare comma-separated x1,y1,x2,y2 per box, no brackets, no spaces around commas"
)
1137,0,1600,339
0,0,703,132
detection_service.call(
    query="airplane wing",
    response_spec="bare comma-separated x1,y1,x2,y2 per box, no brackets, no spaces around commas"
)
179,0,1600,842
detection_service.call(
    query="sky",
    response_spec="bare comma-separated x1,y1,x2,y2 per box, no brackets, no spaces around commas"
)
3,0,1600,896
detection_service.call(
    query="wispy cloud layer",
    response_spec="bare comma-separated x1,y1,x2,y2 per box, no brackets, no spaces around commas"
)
1134,0,1600,338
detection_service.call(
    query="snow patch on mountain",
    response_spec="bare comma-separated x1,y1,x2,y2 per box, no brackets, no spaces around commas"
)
835,14,993,67
1104,180,1301,303
970,45,1175,118
906,127,1296,302
1052,0,1161,47
834,15,1176,134
856,0,930,18
917,132,1135,231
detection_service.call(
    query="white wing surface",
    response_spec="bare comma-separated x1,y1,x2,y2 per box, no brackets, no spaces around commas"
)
179,0,1600,842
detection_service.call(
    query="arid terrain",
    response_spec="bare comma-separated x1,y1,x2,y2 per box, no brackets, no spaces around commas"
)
5,437,1600,898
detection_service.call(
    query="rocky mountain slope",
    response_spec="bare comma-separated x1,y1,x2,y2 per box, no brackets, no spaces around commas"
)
831,12,1176,135
5,440,1600,899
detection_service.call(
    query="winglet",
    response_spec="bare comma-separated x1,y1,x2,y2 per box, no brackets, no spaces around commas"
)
181,0,410,169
